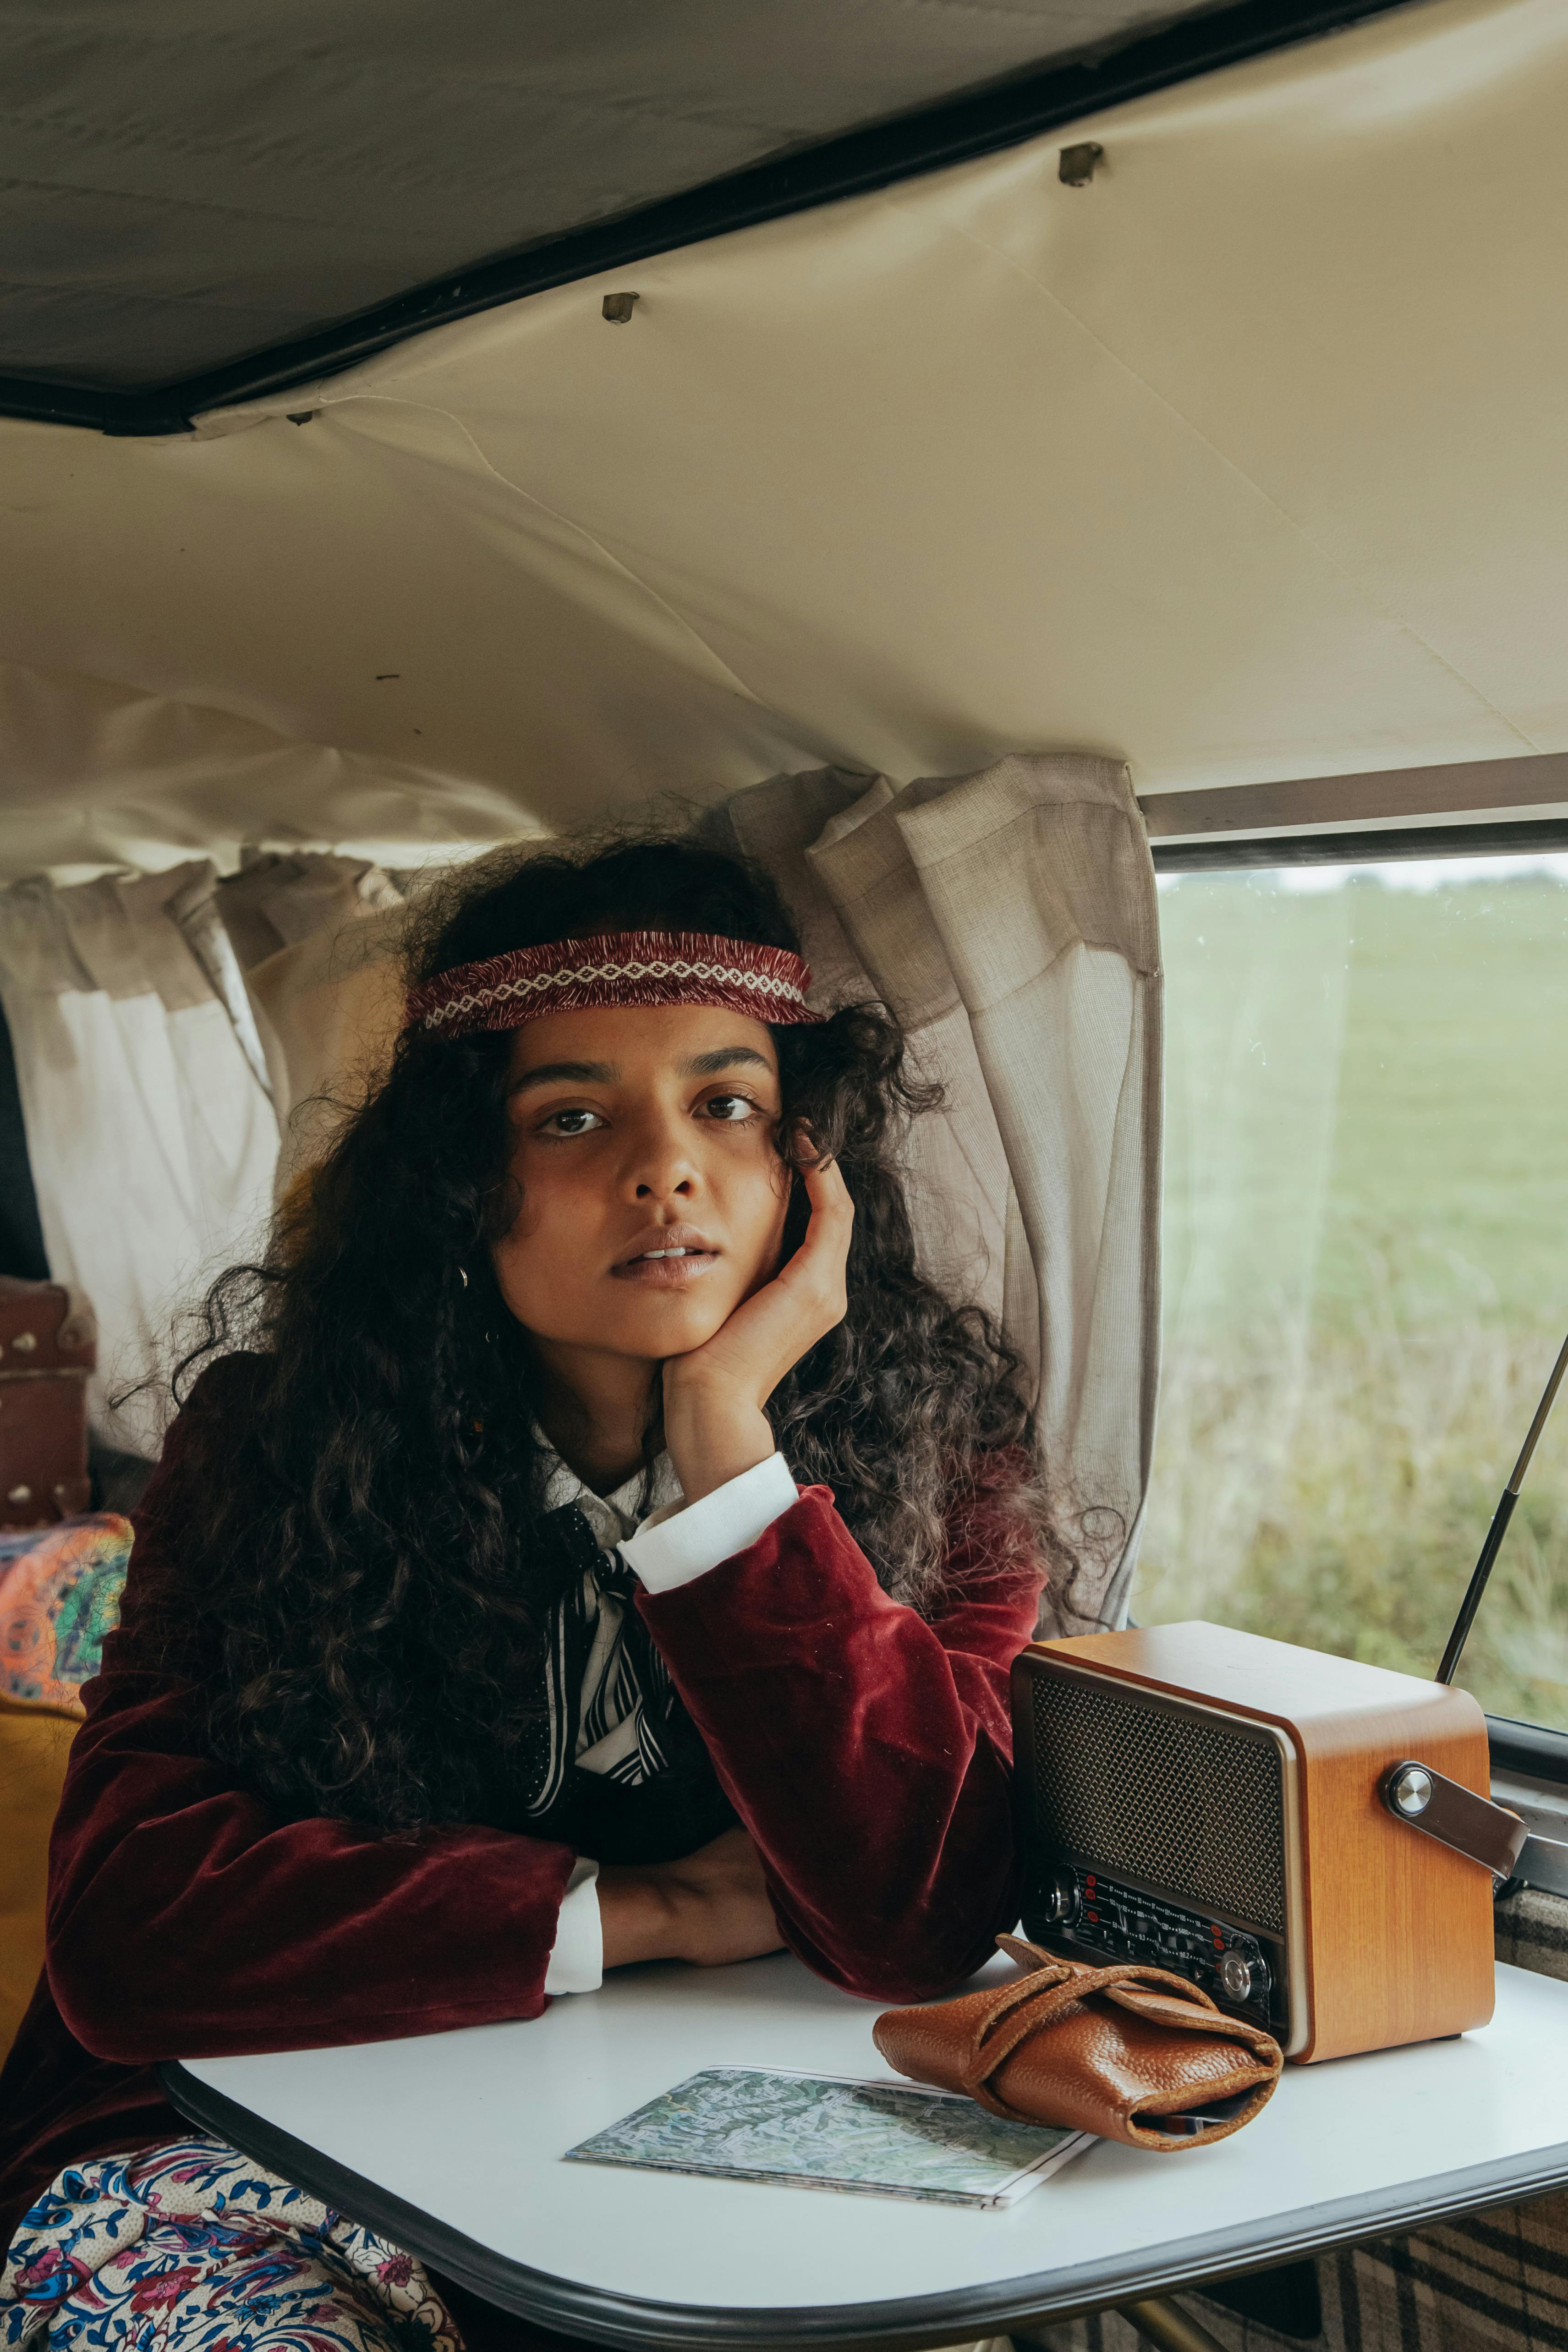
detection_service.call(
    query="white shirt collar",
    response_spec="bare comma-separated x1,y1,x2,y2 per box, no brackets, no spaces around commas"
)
536,1432,683,1548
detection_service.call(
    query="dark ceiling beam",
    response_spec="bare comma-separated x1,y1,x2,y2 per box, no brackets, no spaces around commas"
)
0,373,178,435
1,0,1421,439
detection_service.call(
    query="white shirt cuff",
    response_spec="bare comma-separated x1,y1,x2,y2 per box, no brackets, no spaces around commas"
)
618,1452,799,1594
543,1856,603,1993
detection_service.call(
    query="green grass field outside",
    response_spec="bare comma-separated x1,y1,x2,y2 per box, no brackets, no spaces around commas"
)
1135,865,1568,1733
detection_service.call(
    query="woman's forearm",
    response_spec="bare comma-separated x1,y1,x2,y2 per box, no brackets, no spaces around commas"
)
597,1867,679,1967
599,1827,786,1968
47,1679,580,2062
637,1487,1041,2003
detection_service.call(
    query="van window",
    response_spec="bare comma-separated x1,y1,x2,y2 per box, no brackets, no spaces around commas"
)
1139,850,1568,1735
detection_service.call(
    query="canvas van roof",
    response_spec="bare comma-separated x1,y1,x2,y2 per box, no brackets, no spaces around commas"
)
2,0,1565,878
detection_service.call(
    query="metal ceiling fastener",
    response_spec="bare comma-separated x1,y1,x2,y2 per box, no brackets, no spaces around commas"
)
601,292,640,323
1059,142,1104,186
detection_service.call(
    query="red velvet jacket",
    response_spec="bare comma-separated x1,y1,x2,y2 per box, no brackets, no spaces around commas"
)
0,1377,1042,2253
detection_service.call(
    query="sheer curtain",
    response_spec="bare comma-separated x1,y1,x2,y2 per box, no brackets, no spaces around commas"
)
705,752,1162,1634
0,866,280,1454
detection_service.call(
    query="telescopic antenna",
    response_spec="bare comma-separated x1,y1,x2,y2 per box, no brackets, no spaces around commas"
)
1435,1322,1568,1685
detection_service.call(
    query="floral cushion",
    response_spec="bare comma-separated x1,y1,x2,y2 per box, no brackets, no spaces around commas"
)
0,1517,132,1716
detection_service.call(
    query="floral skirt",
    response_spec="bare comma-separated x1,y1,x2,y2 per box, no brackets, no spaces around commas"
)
0,2135,465,2352
4,2133,1017,2352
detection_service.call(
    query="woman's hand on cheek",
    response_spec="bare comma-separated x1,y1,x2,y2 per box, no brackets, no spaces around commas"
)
661,1156,853,1503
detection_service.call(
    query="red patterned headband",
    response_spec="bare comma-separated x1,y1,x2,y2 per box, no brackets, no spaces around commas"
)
404,929,822,1040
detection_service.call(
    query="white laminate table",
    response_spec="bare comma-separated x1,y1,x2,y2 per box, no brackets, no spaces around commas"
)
164,1955,1568,2352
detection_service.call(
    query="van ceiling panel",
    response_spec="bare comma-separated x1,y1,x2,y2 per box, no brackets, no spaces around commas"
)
0,0,1213,390
3,0,1406,417
0,0,1560,880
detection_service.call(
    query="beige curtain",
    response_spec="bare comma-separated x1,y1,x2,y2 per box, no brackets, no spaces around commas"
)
212,854,408,1192
0,865,280,1453
706,752,1162,1634
0,855,411,1452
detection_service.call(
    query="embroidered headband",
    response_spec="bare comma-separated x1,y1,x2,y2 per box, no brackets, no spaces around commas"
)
404,928,822,1040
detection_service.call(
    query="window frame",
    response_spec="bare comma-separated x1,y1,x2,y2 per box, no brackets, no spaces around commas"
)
1150,815,1568,877
1145,807,1568,1775
1488,1716,1568,1793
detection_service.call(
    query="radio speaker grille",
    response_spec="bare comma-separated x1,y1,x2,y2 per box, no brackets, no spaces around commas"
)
1028,1674,1288,1932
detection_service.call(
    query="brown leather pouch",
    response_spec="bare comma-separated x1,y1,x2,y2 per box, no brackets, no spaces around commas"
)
873,1934,1283,2152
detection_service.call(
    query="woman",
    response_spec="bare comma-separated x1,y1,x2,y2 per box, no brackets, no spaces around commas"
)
0,831,1066,2352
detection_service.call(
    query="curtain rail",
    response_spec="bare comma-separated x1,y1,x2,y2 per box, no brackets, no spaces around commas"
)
1140,751,1568,843
1150,816,1568,872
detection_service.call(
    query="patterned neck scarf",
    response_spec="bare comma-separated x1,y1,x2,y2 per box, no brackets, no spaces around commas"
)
526,1440,684,1812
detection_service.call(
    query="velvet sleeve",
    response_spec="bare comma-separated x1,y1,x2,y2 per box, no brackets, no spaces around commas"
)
44,1366,578,2068
636,1480,1043,2006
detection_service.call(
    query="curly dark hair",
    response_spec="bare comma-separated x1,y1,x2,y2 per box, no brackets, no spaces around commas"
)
155,829,1069,1833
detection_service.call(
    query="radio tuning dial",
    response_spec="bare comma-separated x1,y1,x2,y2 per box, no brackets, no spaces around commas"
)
1218,1951,1255,2003
1044,1868,1080,1924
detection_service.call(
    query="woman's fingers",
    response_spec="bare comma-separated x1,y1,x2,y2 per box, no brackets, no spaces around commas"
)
660,1150,855,1495
727,1153,851,1369
783,1154,853,1324
802,1151,853,1223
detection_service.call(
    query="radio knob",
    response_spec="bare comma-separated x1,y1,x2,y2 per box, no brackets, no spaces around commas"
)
1043,1869,1080,1924
1218,1952,1255,2003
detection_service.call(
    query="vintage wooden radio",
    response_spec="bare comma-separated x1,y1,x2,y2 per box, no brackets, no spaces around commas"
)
1011,1621,1498,2063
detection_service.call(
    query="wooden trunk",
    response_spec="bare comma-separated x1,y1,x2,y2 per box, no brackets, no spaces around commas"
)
0,1277,96,1529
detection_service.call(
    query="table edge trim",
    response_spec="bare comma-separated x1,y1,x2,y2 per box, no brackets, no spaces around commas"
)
159,2061,1568,2351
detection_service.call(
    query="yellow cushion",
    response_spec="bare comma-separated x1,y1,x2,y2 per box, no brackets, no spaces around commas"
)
0,1696,77,2064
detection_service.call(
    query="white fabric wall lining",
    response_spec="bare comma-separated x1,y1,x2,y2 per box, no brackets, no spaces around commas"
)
0,654,540,888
